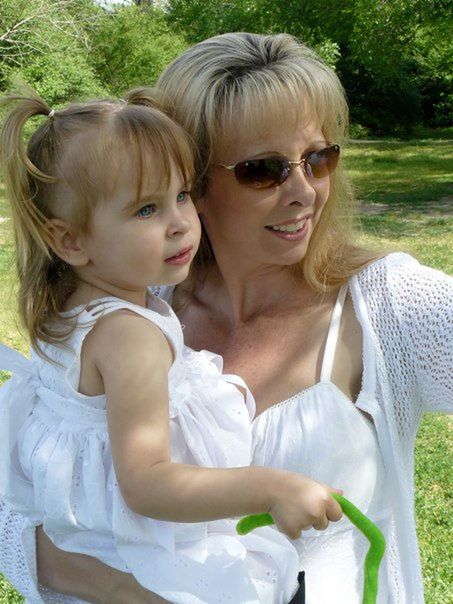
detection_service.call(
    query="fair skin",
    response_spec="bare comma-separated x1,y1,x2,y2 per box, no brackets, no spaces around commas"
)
177,122,363,412
37,121,361,601
37,145,342,601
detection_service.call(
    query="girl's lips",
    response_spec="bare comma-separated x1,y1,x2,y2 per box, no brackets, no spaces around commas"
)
165,246,193,265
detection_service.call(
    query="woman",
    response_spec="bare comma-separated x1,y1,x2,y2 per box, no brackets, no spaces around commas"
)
1,32,451,604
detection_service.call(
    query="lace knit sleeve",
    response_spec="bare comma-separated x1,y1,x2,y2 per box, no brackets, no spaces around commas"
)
0,500,87,604
0,498,43,603
386,254,453,413
361,253,453,416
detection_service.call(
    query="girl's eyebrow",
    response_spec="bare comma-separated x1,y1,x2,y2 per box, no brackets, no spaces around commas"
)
122,193,158,215
122,181,193,214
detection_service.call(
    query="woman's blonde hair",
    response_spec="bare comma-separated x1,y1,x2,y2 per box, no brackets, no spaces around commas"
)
156,32,381,290
0,87,194,354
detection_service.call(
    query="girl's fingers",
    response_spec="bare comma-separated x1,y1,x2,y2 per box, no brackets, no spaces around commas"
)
312,515,329,531
326,495,343,522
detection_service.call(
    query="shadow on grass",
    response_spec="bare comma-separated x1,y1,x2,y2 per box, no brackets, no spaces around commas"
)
345,139,453,208
360,214,451,240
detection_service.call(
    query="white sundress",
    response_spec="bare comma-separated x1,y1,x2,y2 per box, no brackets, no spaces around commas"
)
252,284,393,604
0,293,300,604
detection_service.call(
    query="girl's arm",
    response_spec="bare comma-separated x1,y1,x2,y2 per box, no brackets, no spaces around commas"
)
87,311,342,537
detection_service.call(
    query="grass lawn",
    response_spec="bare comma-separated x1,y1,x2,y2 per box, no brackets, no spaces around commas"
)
0,138,452,603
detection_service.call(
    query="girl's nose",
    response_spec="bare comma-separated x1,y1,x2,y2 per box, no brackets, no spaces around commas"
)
167,210,191,237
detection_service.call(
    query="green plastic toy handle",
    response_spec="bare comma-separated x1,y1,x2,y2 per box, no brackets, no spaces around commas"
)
236,493,386,604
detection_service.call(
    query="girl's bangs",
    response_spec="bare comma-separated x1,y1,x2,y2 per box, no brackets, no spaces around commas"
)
114,106,195,202
61,106,194,228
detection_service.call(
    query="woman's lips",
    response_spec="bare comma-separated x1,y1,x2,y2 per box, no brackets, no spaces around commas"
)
265,217,310,240
165,246,193,265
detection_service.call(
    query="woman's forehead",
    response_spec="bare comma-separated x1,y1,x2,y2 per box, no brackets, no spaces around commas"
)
214,113,324,161
215,90,323,145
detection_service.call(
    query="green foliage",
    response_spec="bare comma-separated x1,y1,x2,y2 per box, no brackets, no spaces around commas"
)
89,5,188,94
410,14,453,128
166,0,340,67
167,0,254,43
5,49,104,106
1,1,449,134
0,0,106,104
166,0,452,135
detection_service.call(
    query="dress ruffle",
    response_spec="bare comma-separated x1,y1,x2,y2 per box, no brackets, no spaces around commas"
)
0,330,298,603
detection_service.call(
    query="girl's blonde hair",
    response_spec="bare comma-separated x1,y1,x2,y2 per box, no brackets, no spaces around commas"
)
156,32,382,290
0,87,194,354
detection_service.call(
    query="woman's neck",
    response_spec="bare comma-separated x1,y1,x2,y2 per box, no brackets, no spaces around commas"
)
184,262,320,326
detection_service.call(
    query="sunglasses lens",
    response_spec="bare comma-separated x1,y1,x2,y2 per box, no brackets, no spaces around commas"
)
234,160,268,187
231,145,340,188
306,145,340,178
234,158,289,188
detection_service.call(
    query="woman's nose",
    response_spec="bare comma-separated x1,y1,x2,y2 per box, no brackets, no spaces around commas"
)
280,164,317,207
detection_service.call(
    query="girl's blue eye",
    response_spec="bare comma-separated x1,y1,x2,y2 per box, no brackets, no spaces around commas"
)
177,191,189,203
136,204,155,219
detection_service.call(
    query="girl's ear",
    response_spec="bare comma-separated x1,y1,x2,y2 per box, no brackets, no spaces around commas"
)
46,219,89,267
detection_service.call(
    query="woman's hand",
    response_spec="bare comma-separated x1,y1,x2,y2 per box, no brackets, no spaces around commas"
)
267,471,343,539
36,526,169,604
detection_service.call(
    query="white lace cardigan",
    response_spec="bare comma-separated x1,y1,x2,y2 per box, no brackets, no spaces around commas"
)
1,253,451,603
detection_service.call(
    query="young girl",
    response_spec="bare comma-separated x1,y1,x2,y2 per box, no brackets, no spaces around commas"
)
0,89,343,604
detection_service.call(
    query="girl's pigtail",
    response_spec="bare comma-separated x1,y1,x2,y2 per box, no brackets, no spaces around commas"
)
0,92,55,264
0,91,70,353
123,86,173,113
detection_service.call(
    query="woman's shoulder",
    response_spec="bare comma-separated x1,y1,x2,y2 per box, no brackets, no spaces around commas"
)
355,252,451,297
351,253,453,326
358,251,421,279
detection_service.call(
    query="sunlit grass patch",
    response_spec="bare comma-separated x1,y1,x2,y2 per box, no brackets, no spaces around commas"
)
0,576,22,604
0,190,25,353
415,414,453,603
358,213,452,273
344,139,453,207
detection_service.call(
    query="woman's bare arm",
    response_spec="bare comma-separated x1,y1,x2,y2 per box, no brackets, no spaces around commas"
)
37,527,169,604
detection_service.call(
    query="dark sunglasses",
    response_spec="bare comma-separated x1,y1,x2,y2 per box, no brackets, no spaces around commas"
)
217,144,340,189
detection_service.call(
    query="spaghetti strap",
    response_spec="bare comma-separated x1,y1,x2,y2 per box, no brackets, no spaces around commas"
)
320,284,348,382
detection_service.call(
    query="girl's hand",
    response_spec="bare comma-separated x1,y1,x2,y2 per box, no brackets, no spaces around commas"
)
268,471,343,539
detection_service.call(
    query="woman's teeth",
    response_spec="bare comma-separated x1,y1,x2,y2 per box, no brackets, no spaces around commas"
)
269,219,307,233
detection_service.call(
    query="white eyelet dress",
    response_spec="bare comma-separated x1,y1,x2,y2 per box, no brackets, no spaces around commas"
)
0,293,300,604
251,284,393,604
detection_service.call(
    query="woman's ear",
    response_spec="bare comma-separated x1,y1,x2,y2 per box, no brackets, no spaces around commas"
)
46,219,89,267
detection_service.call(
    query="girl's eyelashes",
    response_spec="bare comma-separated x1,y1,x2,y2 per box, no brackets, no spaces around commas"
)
176,190,190,203
136,203,156,219
134,190,190,218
